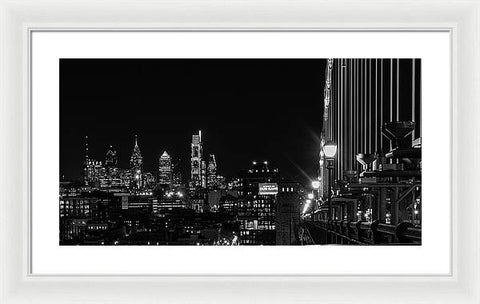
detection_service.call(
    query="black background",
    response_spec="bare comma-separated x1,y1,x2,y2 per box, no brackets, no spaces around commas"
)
60,59,327,185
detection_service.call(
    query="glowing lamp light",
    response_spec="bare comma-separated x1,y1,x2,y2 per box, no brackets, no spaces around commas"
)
307,193,314,200
323,141,338,159
312,180,320,189
302,199,312,214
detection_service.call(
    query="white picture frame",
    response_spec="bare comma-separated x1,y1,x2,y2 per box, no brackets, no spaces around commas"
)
1,0,479,303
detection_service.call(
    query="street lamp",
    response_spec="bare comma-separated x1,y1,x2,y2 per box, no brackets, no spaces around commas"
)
312,180,321,211
323,141,338,159
310,181,320,222
323,141,337,221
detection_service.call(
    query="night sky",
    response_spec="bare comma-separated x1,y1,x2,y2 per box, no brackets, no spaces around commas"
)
60,59,326,186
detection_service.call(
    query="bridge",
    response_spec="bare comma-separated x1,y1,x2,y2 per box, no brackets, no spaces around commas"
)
301,219,421,245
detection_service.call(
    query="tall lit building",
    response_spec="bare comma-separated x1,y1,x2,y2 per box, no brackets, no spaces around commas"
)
190,130,204,189
158,151,173,185
207,154,218,189
129,135,143,188
100,145,122,188
104,145,118,179
172,162,183,187
84,160,104,186
83,136,104,186
105,145,118,167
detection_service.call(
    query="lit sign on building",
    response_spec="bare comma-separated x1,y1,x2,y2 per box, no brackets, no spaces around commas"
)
258,183,278,195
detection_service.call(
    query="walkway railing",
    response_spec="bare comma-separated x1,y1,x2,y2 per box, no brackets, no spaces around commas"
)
303,220,421,245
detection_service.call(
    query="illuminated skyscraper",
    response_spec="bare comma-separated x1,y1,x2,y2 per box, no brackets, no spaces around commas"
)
158,151,173,185
101,145,121,187
129,135,143,188
172,161,183,187
83,136,104,186
105,145,118,167
207,154,218,189
190,130,203,189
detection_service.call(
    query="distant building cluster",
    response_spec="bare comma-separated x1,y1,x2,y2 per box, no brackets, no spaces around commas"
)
83,131,227,195
60,130,305,246
83,136,148,190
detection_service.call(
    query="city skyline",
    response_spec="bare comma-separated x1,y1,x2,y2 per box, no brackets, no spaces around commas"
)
79,130,228,187
60,59,326,186
60,58,421,246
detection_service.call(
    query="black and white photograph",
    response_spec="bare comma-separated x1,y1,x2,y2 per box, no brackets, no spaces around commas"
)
6,0,480,301
59,58,421,246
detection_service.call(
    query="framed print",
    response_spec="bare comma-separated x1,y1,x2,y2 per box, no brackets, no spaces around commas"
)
32,31,448,276
1,0,480,303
